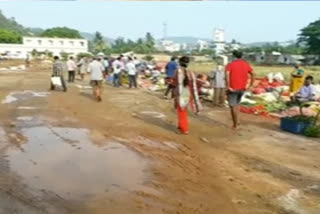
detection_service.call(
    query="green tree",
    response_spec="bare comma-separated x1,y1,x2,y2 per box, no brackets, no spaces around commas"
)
0,10,27,35
145,32,155,53
298,19,320,55
200,49,216,57
92,31,108,54
0,29,22,43
112,37,127,53
41,27,82,39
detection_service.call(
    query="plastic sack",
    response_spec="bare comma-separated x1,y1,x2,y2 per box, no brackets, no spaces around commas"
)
51,76,62,86
274,72,284,81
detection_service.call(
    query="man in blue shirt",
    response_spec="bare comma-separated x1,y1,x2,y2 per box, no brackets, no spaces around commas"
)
164,56,178,99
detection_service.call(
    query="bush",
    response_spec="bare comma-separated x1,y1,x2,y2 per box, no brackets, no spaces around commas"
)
77,52,92,58
60,52,69,61
143,55,154,62
304,125,320,138
0,29,22,44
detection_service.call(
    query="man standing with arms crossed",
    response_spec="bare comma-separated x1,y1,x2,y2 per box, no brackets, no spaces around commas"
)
225,50,255,129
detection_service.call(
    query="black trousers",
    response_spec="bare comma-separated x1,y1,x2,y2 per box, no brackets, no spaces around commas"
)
68,70,75,82
128,75,137,88
164,84,175,98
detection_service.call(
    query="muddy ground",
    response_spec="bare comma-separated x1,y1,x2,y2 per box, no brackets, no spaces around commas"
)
0,61,319,214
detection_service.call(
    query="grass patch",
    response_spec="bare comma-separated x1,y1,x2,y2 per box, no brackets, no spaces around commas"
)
189,62,320,83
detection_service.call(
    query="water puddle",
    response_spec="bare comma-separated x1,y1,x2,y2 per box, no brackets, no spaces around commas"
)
137,136,179,150
17,106,40,110
6,124,152,200
139,111,166,119
0,65,26,73
75,84,92,89
16,116,34,121
0,126,8,144
278,189,307,214
2,91,50,104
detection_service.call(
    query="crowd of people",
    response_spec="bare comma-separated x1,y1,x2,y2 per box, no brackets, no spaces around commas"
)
50,50,317,134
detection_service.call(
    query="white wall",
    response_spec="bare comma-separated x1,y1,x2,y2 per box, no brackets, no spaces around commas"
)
0,37,88,59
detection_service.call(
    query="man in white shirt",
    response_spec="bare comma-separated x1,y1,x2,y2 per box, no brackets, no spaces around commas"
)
133,57,140,67
112,55,123,87
126,57,138,88
87,57,105,102
211,62,226,107
66,56,77,83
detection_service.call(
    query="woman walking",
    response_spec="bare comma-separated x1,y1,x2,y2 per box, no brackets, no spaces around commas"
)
173,56,202,134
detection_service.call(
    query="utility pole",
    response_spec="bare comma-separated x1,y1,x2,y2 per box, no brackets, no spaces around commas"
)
163,22,167,41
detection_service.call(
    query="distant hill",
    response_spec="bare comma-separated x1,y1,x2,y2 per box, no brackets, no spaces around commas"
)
244,40,296,47
80,32,113,43
27,28,45,36
0,10,28,35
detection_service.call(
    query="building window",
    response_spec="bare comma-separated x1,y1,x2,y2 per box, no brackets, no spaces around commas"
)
80,41,84,47
70,41,74,46
60,41,64,46
38,40,42,45
27,40,32,43
49,40,54,46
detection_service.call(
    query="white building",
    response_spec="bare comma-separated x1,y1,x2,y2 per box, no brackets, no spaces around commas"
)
157,40,181,52
229,42,242,50
213,29,226,54
277,54,304,65
196,40,209,51
0,37,88,59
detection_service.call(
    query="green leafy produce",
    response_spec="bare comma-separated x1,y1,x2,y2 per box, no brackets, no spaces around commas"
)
240,102,254,107
304,125,320,138
287,115,316,123
265,102,288,112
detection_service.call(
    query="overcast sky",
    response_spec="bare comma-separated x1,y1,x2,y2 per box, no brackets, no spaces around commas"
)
0,1,319,43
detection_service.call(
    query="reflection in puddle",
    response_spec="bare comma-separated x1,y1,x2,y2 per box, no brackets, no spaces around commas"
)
7,125,151,199
2,91,50,104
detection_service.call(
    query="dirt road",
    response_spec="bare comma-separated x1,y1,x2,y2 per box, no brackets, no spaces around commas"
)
0,61,319,214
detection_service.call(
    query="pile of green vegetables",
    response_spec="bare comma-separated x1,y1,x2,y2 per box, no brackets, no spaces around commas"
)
265,102,287,112
287,115,317,123
286,115,320,138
